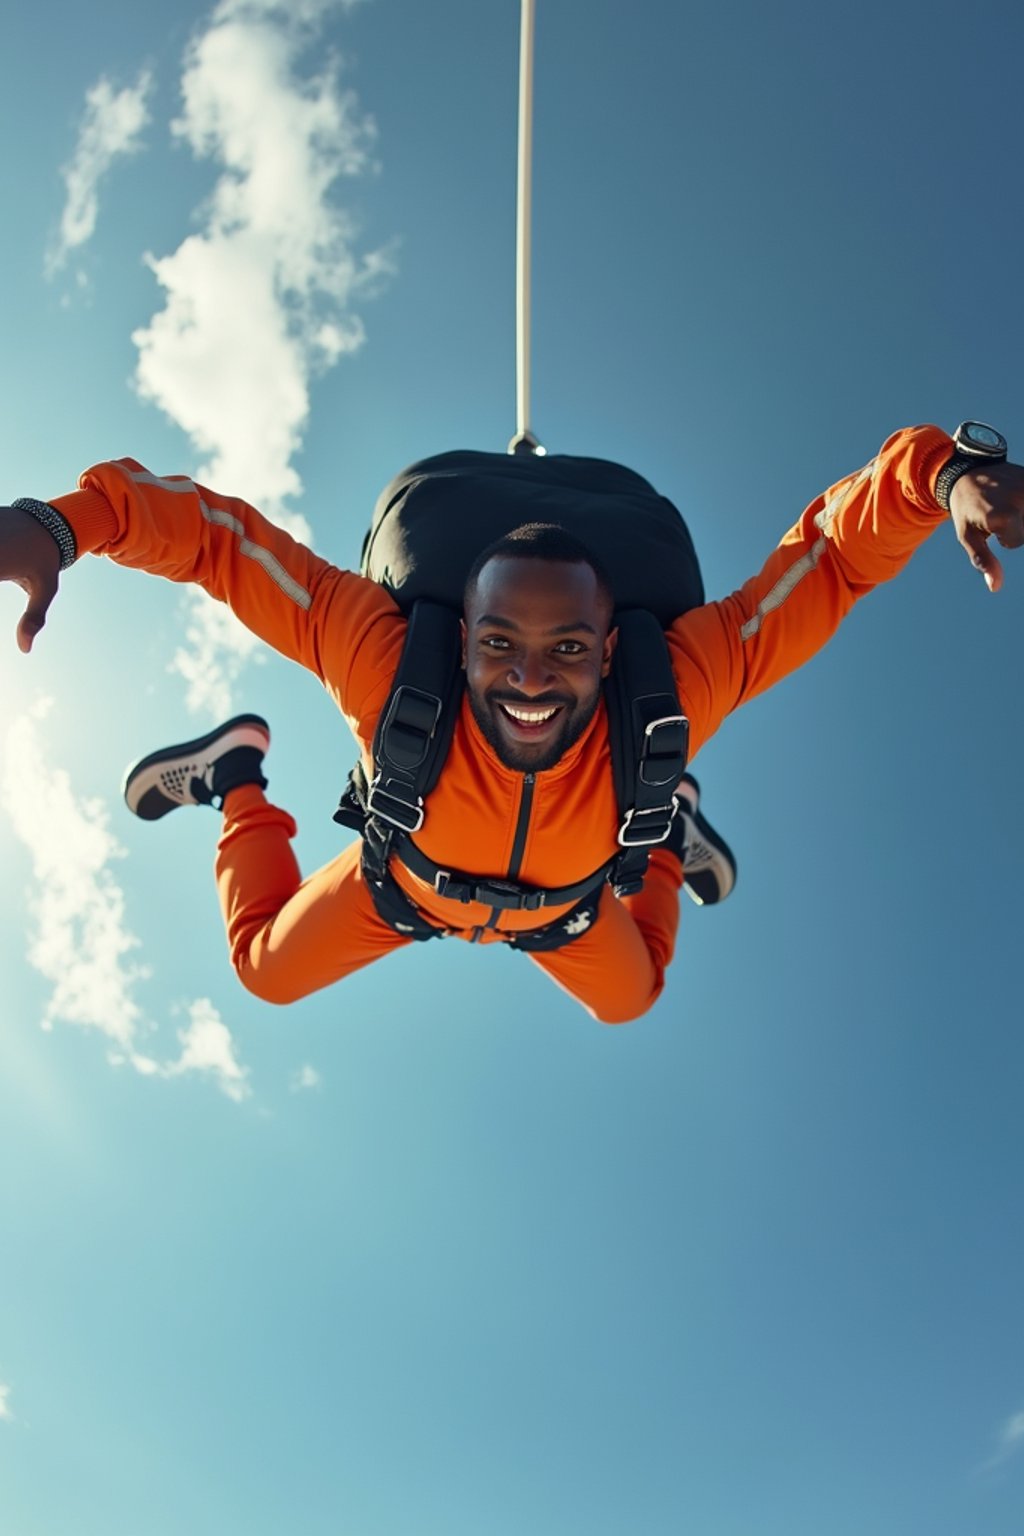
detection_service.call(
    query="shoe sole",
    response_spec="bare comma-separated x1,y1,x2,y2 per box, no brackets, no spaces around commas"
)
123,714,270,820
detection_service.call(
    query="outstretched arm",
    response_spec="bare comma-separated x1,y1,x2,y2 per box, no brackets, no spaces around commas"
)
669,425,1023,757
0,460,405,736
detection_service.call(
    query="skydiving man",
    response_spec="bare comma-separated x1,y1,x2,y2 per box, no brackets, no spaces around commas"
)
1,421,1021,1021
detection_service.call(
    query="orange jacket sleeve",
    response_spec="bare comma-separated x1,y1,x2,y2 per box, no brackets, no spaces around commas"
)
667,425,954,758
50,458,405,745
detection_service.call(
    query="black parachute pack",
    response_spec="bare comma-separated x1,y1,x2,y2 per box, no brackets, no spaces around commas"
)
334,450,704,947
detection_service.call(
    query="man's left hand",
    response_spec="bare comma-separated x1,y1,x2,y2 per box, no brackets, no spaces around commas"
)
949,461,1024,593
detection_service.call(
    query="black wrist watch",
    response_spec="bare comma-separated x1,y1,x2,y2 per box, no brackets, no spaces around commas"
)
935,421,1008,512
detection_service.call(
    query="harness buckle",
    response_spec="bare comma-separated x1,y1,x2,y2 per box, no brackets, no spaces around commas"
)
639,713,689,787
366,774,425,833
478,879,545,911
617,803,676,848
432,870,546,911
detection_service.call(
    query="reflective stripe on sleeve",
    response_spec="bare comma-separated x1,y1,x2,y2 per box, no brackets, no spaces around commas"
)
126,468,312,611
740,534,827,642
200,500,312,610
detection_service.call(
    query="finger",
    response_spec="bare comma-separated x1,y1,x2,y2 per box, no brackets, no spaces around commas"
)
960,525,1003,593
16,572,58,654
991,514,1024,551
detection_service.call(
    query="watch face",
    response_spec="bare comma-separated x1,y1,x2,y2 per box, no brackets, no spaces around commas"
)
961,422,1006,454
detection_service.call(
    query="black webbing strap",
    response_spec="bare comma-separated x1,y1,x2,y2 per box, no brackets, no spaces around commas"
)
366,600,463,837
363,865,602,951
334,600,464,880
393,837,615,911
505,887,604,952
363,865,448,942
604,609,690,896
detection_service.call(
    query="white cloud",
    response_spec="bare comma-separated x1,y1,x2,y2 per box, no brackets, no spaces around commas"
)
165,998,251,1103
48,71,153,273
1,699,154,1066
0,1383,13,1423
1,702,250,1103
170,591,267,720
132,0,390,714
290,1063,322,1092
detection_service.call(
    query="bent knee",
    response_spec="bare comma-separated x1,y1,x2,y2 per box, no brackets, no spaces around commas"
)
233,958,315,1007
589,978,664,1025
591,997,654,1025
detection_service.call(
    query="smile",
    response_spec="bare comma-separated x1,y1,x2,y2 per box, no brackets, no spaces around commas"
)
500,704,560,724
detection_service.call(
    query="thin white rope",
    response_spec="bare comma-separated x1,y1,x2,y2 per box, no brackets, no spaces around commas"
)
509,0,543,454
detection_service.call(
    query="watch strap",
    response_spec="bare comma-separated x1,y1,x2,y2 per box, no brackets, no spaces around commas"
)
935,455,981,513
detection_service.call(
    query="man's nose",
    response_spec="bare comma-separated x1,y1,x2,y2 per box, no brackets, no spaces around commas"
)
508,652,555,692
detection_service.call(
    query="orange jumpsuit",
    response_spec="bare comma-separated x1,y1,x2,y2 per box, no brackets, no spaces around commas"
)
52,425,953,1021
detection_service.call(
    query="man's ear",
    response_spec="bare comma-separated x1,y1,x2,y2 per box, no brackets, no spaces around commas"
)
459,617,467,668
600,625,619,678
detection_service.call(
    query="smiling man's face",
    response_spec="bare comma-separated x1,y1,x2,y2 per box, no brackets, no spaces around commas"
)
461,555,618,773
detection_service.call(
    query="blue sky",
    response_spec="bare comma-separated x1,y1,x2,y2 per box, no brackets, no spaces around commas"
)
2,1,1024,1532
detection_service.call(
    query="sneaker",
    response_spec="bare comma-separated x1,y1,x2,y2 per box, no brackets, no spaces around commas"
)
123,714,270,820
668,773,737,906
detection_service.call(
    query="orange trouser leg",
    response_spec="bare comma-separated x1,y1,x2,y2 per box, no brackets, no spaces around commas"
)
215,785,410,1005
527,848,683,1024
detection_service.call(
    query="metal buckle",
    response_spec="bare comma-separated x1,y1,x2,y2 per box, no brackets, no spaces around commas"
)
366,774,425,833
432,873,546,911
434,870,474,903
640,713,688,787
617,804,675,848
644,713,687,740
476,880,545,911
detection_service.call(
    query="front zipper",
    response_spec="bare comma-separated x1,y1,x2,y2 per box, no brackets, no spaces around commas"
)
484,771,535,929
507,772,535,881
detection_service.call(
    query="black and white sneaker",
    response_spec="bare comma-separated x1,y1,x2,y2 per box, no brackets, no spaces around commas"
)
123,714,270,821
669,773,737,906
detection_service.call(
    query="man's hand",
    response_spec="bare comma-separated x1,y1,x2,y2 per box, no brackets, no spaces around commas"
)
0,509,61,652
949,461,1024,594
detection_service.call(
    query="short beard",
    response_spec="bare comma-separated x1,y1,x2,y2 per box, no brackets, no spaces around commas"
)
468,686,601,773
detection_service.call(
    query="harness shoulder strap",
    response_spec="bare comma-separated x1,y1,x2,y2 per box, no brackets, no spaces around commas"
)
604,609,690,896
334,599,464,871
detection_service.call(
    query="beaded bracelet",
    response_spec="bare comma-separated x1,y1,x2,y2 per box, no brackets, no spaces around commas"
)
10,498,77,570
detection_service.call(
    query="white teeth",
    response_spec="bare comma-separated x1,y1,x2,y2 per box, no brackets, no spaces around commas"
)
503,704,558,724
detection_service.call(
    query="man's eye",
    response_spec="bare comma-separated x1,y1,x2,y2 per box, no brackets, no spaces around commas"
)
482,636,511,650
555,641,585,655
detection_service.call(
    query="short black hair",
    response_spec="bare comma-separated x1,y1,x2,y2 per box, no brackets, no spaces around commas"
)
463,522,615,614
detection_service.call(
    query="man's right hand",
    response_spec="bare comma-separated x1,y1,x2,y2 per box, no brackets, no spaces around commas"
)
0,509,62,653
949,460,1024,594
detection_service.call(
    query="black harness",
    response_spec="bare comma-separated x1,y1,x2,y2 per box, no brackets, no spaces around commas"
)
335,601,689,949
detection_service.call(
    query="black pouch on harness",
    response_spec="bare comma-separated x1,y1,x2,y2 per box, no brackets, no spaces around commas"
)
505,888,605,952
335,450,703,944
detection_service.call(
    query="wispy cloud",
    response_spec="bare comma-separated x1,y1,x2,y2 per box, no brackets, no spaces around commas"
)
131,0,390,714
48,71,153,275
165,998,251,1103
168,589,268,726
1,702,250,1102
290,1063,322,1092
981,1409,1024,1474
0,1383,13,1423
